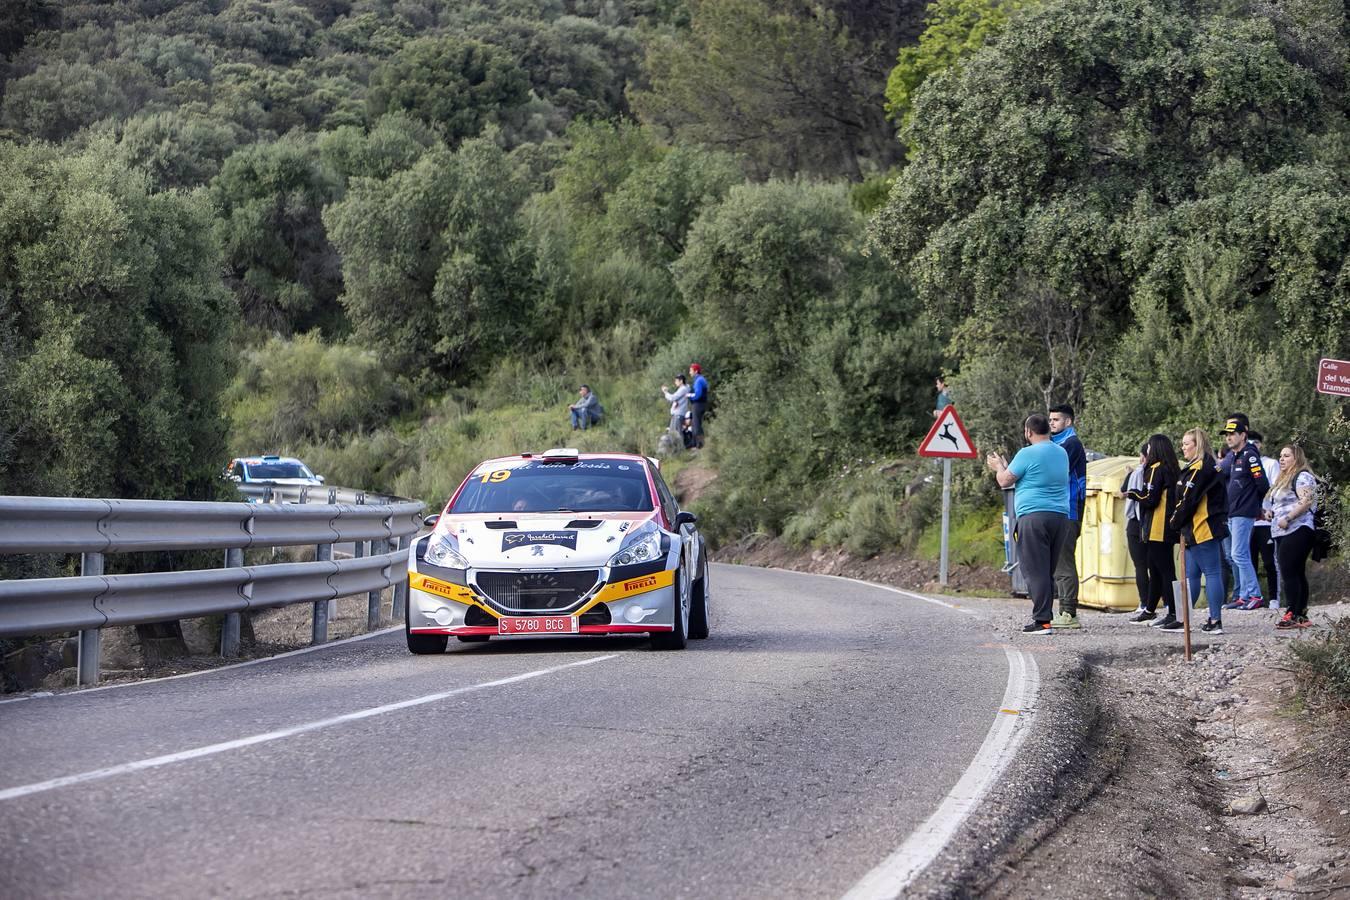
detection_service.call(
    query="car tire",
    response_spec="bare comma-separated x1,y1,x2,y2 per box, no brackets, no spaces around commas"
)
688,545,710,640
456,635,490,643
405,615,448,655
651,563,690,651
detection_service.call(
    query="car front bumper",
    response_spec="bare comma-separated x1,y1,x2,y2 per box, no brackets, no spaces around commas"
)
406,568,677,636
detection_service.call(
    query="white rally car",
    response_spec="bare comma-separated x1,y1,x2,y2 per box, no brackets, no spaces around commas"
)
405,449,711,654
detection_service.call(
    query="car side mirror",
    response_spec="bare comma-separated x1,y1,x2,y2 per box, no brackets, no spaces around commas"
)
423,514,440,528
316,474,326,483
675,511,698,527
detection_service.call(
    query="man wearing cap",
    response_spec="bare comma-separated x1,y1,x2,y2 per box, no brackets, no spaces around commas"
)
1048,404,1087,629
688,364,710,449
1218,414,1270,607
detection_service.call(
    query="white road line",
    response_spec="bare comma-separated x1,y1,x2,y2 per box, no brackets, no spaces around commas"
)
841,646,1040,900
0,626,404,705
0,654,619,803
758,566,980,617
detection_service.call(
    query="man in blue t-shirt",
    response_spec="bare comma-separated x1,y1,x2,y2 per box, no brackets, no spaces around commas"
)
987,413,1070,635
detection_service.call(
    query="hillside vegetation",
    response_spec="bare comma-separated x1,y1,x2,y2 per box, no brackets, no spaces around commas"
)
1,0,1347,559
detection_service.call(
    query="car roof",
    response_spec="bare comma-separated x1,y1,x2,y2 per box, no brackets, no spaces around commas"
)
470,452,649,472
242,456,306,465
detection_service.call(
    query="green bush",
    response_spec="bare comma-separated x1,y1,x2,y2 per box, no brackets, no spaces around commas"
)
225,332,409,451
1291,616,1350,712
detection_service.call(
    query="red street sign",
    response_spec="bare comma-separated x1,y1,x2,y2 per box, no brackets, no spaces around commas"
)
1318,358,1350,397
919,406,978,459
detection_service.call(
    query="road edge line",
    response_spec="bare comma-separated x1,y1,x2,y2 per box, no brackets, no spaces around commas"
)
0,653,620,803
840,645,1041,900
730,563,979,617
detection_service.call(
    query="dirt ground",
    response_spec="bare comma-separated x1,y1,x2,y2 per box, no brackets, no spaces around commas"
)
31,588,397,691
733,540,1350,899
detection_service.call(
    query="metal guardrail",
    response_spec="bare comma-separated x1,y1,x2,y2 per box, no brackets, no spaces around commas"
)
0,489,426,686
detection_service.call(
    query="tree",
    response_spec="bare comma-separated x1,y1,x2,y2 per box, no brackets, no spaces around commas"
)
210,135,343,334
116,109,243,189
366,35,531,145
884,0,1028,130
325,134,537,382
631,0,901,179
0,138,234,500
870,0,1343,444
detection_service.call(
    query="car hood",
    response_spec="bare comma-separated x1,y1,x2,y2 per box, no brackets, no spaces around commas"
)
436,511,659,568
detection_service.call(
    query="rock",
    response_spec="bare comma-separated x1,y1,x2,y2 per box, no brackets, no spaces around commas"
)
1227,796,1267,815
3,640,65,689
39,667,76,690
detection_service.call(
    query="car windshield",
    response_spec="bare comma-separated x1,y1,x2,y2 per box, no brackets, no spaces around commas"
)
246,462,313,479
451,461,653,514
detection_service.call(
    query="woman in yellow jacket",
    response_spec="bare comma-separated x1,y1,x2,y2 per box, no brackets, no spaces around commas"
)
1125,434,1181,629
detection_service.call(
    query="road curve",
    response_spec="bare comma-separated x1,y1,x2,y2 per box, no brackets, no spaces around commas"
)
0,564,1014,899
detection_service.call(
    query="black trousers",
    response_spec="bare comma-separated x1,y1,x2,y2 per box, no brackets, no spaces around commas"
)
1016,511,1069,624
690,401,707,447
1126,518,1149,607
1275,528,1314,617
1250,526,1278,603
1144,541,1177,616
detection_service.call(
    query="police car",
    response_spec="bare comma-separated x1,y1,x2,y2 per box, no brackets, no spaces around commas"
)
224,455,325,486
405,449,711,653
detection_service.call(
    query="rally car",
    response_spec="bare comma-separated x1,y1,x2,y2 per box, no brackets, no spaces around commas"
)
405,449,711,654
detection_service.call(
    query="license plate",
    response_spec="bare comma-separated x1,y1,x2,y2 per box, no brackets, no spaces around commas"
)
497,616,578,635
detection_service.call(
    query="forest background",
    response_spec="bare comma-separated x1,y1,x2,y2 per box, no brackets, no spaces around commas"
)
1,0,1347,567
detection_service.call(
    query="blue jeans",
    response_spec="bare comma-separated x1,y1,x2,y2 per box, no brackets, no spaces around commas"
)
1186,539,1227,622
570,408,599,430
1228,516,1261,600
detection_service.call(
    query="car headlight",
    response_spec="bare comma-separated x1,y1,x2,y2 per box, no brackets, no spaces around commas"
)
608,531,663,567
424,534,469,569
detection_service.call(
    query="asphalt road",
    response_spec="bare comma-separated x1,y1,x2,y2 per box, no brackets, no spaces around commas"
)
0,565,1011,899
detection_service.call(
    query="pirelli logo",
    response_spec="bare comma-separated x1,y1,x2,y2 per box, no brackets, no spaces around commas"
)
622,575,659,593
409,572,473,602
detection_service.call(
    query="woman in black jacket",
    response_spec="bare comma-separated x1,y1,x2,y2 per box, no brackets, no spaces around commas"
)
1126,434,1181,629
1171,428,1230,634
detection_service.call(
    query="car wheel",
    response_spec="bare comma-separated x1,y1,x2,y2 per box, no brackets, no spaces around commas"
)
651,563,690,651
456,635,491,643
688,545,710,640
406,615,448,654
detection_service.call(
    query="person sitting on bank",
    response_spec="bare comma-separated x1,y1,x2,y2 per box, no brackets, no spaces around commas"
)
569,384,603,430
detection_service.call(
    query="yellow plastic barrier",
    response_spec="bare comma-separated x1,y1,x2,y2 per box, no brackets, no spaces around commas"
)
1076,456,1144,610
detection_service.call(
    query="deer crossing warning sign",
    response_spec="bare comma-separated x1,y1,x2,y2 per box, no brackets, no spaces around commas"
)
918,406,978,459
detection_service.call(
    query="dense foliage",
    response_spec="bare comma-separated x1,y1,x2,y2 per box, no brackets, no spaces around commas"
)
1,0,1345,565
872,0,1350,473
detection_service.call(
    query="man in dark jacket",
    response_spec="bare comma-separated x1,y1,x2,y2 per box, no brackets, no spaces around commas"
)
1048,404,1087,629
1217,414,1270,607
688,364,710,448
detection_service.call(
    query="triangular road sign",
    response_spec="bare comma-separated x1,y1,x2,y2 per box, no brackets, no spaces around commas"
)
919,406,978,459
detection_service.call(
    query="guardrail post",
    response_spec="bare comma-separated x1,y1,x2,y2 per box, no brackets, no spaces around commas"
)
77,552,104,686
220,547,243,658
392,535,409,620
366,540,383,630
312,542,332,644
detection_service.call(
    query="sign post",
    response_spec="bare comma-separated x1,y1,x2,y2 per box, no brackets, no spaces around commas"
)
918,406,979,586
1317,357,1350,397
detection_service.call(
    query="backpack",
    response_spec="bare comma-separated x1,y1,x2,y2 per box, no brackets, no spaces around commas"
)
1310,475,1338,562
